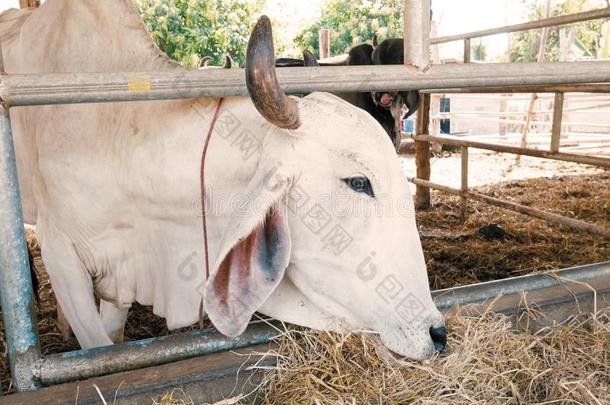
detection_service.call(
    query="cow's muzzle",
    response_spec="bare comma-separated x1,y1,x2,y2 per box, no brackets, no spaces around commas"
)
372,91,399,109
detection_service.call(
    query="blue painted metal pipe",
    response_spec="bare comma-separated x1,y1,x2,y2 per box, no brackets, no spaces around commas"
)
0,105,41,392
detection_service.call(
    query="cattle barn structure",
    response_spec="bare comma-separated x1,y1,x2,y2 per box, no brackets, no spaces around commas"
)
0,0,609,402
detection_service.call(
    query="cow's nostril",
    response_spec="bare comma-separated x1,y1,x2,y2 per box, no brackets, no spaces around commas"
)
429,326,447,352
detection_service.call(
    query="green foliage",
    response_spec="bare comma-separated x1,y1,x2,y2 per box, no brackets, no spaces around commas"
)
295,0,404,58
510,0,605,62
472,42,487,61
135,0,264,68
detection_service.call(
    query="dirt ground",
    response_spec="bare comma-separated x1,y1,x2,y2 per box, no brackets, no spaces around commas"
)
0,153,608,394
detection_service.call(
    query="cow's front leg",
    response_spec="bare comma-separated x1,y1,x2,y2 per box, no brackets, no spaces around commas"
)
100,300,129,343
37,222,113,349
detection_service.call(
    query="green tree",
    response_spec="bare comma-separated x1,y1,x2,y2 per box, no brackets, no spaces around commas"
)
295,0,404,58
135,0,264,68
510,0,605,62
472,42,487,61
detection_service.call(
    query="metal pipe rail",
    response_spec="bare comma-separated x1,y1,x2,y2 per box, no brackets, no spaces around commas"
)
424,83,610,94
3,60,610,106
431,7,610,44
35,320,281,386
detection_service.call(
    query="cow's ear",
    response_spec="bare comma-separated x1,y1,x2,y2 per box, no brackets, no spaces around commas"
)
204,163,292,337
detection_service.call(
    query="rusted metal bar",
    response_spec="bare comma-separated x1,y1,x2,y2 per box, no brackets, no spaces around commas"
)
409,177,610,237
550,92,565,153
431,7,610,44
414,94,432,210
411,134,610,168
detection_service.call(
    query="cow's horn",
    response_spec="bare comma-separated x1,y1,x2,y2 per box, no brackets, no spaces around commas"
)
246,16,300,130
303,50,319,67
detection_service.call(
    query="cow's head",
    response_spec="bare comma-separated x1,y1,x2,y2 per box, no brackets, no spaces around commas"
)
204,16,445,360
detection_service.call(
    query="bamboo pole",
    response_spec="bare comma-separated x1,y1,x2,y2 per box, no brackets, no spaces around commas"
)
409,178,610,238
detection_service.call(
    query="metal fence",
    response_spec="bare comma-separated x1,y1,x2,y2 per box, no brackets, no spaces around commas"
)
0,0,610,394
410,5,610,237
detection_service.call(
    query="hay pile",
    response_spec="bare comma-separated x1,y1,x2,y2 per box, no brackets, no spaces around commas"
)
419,173,610,290
252,310,610,404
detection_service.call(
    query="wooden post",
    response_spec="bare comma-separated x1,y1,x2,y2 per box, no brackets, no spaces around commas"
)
499,95,509,136
550,92,564,153
19,0,40,8
319,29,330,59
415,94,432,210
460,146,469,217
463,38,471,63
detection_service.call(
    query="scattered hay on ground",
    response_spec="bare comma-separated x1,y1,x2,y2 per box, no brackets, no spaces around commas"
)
252,309,610,404
419,173,609,290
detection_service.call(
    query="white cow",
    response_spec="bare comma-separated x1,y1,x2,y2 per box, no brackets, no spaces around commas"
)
0,0,446,360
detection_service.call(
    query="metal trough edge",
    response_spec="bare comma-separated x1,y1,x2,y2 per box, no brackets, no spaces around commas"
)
32,261,610,389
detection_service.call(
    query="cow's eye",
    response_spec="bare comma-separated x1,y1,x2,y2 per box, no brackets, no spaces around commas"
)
343,176,375,198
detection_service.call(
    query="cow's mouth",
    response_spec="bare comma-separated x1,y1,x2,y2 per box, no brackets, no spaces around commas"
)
379,93,394,107
372,92,398,108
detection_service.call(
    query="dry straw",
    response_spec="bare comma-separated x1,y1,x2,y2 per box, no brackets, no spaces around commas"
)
248,309,610,404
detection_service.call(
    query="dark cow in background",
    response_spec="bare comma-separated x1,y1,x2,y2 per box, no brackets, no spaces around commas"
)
277,38,420,150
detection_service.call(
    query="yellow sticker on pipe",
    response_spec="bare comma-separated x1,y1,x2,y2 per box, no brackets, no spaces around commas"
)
128,80,152,92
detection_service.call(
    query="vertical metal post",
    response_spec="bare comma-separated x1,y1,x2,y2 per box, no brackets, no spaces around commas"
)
460,146,469,217
463,38,471,63
404,0,431,70
415,94,432,210
550,92,564,153
0,41,41,392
